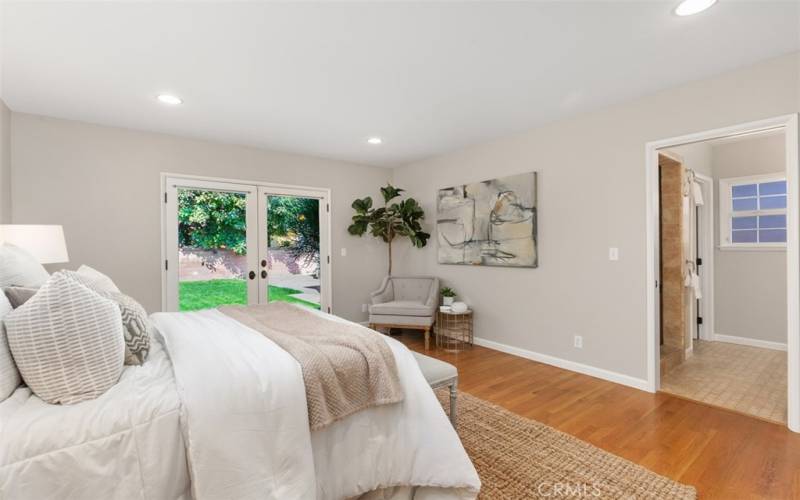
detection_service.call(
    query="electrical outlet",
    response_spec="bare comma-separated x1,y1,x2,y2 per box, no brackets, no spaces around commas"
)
574,335,583,349
340,248,347,257
608,247,619,261
362,304,368,313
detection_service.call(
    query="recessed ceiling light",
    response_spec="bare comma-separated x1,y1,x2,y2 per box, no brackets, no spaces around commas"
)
674,0,717,16
367,137,383,145
157,94,183,105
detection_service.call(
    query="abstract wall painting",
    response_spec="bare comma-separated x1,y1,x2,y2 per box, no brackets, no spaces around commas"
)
436,172,537,267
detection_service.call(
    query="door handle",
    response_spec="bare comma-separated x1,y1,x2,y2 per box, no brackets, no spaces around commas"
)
261,259,267,268
261,270,267,279
248,271,256,280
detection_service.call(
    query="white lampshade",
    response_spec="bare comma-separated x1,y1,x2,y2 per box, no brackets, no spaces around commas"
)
0,225,69,264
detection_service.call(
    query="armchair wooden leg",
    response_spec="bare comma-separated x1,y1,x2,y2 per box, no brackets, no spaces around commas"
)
424,327,430,350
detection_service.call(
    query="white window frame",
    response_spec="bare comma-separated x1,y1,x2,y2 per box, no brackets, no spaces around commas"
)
718,172,787,250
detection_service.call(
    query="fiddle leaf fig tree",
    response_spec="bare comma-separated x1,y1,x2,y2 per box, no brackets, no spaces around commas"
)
348,184,430,275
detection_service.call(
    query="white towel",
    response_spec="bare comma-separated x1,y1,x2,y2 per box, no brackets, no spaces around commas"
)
692,181,704,205
684,270,702,299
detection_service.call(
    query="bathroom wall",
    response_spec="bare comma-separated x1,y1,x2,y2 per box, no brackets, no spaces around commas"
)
712,133,787,346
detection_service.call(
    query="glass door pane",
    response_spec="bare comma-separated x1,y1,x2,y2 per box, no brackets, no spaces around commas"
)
262,194,321,310
165,178,258,312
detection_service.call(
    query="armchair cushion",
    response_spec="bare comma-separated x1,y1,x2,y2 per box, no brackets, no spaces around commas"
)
370,276,438,304
370,276,394,305
392,278,436,304
369,300,435,317
368,314,434,327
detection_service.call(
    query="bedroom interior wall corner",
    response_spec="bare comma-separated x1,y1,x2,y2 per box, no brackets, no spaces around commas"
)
0,98,10,224
390,51,800,384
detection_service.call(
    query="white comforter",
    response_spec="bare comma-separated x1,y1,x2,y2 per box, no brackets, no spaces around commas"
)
0,336,190,499
0,309,480,500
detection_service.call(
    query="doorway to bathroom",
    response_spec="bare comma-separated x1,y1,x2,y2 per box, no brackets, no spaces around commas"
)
646,114,799,431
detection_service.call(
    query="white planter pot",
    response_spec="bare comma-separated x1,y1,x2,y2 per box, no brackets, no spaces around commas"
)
443,296,455,306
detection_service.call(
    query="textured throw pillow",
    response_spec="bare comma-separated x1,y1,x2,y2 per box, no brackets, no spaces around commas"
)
0,243,50,288
75,265,121,294
4,286,39,308
64,271,150,365
4,272,125,404
0,292,21,402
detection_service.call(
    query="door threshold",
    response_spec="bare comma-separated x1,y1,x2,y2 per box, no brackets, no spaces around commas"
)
657,389,786,426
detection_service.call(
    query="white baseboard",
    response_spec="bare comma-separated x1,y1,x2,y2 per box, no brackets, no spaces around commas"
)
472,337,650,392
712,333,787,351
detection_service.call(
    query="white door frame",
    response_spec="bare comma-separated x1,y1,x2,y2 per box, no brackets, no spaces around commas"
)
160,173,332,314
645,114,799,432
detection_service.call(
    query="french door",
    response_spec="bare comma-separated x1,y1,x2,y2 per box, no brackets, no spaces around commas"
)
163,176,330,313
257,186,329,312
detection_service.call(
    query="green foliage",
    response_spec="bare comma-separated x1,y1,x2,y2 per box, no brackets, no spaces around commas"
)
267,197,319,246
178,191,320,271
179,278,247,311
178,190,247,254
441,287,456,298
380,185,404,203
348,183,429,274
179,279,320,311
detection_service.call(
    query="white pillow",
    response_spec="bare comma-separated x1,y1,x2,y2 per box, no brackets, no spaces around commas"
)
5,272,125,404
0,243,50,287
64,270,150,366
0,292,21,401
76,265,121,293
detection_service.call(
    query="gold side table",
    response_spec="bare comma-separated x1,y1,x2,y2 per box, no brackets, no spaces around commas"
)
436,309,473,352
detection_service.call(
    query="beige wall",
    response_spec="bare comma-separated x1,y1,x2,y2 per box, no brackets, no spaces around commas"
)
0,99,10,223
712,133,787,344
664,142,713,178
10,114,391,318
392,53,799,381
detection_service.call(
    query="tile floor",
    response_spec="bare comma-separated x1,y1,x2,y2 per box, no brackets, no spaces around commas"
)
660,340,787,424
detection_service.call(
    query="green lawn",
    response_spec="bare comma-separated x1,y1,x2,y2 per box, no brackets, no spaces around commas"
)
179,279,320,311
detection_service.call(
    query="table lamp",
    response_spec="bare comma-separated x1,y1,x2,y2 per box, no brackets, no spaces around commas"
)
0,225,69,264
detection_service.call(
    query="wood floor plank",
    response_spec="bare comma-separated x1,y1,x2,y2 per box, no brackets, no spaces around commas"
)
399,335,800,499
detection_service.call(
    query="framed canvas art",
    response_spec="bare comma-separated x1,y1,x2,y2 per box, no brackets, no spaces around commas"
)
437,172,537,267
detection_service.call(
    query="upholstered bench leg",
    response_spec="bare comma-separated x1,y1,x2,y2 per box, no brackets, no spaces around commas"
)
410,352,458,429
449,379,458,428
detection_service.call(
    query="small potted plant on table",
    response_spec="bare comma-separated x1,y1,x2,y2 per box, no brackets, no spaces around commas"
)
441,287,456,307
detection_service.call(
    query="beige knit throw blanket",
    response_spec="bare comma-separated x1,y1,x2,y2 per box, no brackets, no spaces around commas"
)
218,302,404,431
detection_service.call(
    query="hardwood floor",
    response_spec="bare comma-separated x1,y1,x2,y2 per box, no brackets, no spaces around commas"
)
398,334,800,499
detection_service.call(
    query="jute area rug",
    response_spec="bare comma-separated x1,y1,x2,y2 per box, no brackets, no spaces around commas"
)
438,390,697,499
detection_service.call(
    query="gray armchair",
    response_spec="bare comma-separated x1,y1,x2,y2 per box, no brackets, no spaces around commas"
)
368,276,439,349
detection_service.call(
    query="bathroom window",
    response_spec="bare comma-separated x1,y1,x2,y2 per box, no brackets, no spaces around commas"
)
719,173,787,248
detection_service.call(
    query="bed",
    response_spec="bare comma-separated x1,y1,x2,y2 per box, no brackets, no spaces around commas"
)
0,307,481,500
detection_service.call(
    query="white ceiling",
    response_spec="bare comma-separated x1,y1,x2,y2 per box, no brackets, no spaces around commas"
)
3,1,799,167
